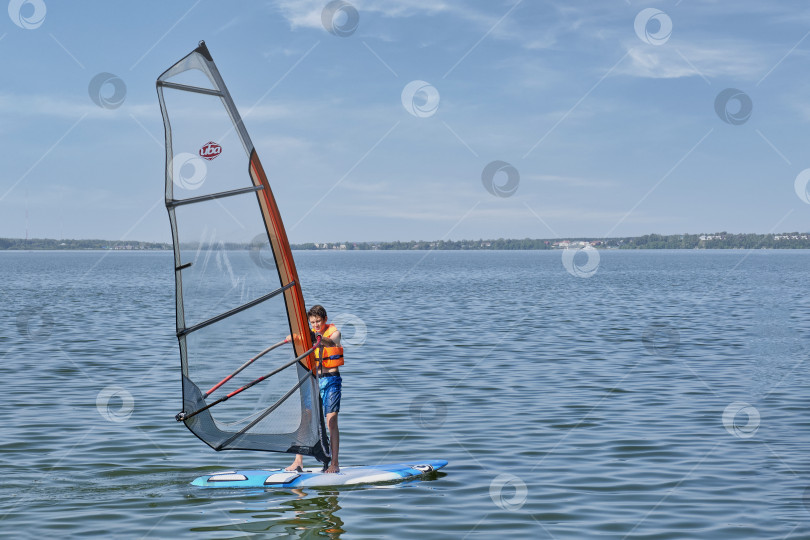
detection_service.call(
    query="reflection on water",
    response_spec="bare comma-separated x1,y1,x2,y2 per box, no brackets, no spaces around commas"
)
191,491,345,538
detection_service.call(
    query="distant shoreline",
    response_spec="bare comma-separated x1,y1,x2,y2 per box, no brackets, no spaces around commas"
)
3,232,810,250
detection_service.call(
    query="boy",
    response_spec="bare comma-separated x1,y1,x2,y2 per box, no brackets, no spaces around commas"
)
287,305,343,473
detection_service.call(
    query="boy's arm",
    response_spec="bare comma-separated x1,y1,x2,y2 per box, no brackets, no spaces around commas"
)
330,329,341,346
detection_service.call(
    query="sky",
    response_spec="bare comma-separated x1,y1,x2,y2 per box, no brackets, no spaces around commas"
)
1,0,810,243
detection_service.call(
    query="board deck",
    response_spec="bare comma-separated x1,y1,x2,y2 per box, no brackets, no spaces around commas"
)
191,459,448,488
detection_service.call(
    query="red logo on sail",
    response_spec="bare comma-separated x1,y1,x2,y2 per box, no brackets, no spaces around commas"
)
199,141,222,160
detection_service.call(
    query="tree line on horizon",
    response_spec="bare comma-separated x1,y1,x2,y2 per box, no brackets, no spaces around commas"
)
295,232,810,250
2,232,810,251
0,238,170,250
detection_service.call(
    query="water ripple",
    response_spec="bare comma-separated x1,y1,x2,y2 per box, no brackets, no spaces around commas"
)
1,251,809,538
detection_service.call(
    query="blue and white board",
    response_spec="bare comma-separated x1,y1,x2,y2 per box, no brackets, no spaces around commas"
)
191,459,448,488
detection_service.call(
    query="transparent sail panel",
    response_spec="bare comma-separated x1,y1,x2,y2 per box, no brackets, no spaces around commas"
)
182,297,321,449
181,268,291,395
175,194,280,329
181,362,319,452
162,87,248,200
162,66,216,90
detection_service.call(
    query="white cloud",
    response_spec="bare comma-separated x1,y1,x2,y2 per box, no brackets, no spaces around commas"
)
0,92,309,128
790,99,810,122
524,173,616,188
346,204,461,221
273,0,453,30
621,42,768,80
214,16,242,35
339,179,396,194
0,94,170,125
333,196,669,241
273,0,323,29
270,0,559,51
254,135,314,154
0,94,129,119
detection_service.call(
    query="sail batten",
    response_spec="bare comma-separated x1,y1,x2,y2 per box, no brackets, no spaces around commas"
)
158,40,329,464
177,281,296,338
167,185,264,208
157,80,223,96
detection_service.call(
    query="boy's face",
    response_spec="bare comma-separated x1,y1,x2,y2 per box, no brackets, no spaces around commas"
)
309,316,326,334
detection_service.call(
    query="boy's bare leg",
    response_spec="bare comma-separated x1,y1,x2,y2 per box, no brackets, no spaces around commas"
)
285,454,303,471
324,412,339,473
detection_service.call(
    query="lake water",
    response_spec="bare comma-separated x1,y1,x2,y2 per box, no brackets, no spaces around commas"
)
1,249,809,539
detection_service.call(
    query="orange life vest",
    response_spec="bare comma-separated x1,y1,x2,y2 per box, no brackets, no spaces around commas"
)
314,324,344,369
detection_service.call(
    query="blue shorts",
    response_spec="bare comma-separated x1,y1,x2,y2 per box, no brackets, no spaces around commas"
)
319,375,342,414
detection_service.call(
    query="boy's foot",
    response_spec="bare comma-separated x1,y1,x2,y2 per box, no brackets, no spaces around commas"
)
286,454,304,472
323,463,340,473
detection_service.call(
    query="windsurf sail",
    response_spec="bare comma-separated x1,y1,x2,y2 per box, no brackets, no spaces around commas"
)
157,41,329,464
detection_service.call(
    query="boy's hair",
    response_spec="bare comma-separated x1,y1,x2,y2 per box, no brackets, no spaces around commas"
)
307,305,327,320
